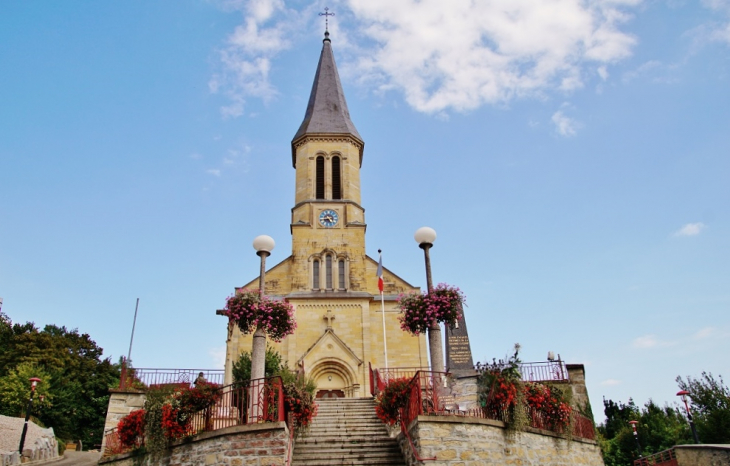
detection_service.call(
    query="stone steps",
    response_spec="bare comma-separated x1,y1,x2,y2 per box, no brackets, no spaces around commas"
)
292,398,406,466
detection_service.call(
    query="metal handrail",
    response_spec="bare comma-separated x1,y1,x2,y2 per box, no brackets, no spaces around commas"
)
474,360,569,383
119,367,225,390
634,448,678,466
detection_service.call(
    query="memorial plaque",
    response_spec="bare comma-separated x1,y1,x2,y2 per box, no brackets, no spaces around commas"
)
445,312,475,375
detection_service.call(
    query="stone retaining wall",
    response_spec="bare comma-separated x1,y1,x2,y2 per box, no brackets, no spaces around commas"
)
675,444,730,466
99,422,290,466
399,415,604,466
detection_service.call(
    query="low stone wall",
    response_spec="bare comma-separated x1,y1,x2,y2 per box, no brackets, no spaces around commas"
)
0,415,58,466
101,390,146,450
99,422,290,466
399,415,604,466
675,444,730,466
0,451,20,466
443,374,478,411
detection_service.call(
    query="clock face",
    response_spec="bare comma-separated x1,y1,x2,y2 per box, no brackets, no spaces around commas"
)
319,209,339,228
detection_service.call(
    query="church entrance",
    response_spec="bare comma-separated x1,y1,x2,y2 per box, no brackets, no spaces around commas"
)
316,389,345,399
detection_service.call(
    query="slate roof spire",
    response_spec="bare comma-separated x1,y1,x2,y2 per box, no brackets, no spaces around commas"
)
292,32,363,167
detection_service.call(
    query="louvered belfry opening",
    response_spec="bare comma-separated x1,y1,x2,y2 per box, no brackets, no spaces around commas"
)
331,156,342,200
316,156,325,199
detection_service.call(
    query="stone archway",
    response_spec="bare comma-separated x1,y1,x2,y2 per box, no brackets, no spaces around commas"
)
308,358,359,398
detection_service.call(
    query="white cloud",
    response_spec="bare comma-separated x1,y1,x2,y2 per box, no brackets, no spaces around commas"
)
633,326,727,354
210,0,304,118
347,0,640,113
214,1,641,115
189,153,202,160
692,327,715,340
633,334,660,348
206,169,222,177
674,222,706,237
208,345,226,369
600,379,622,386
701,0,730,45
552,109,580,137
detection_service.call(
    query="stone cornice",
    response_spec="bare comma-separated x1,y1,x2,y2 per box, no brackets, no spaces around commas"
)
292,134,364,168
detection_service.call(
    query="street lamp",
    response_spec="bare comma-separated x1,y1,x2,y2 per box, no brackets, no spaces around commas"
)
18,377,42,455
677,390,700,444
628,420,642,458
414,226,444,373
250,235,275,382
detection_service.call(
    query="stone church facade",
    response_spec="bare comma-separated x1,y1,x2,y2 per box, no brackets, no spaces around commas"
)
221,32,428,397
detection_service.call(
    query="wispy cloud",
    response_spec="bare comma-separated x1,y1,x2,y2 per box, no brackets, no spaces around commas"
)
206,169,222,177
601,379,622,386
210,0,305,118
633,326,725,351
692,327,715,340
214,1,642,115
674,222,706,237
552,108,580,137
699,0,730,45
633,334,664,349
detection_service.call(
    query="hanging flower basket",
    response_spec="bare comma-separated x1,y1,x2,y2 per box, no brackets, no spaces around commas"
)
223,289,297,342
397,283,465,335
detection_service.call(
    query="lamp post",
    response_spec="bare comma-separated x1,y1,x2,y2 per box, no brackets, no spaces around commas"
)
677,390,700,444
18,377,42,455
628,420,642,458
250,235,274,421
414,226,444,373
251,235,274,381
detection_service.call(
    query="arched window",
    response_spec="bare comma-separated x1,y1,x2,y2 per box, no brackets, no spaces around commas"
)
338,260,346,290
325,255,333,290
315,156,325,199
312,259,320,289
331,156,342,200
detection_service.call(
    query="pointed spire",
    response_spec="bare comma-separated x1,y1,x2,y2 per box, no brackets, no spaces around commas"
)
292,34,363,167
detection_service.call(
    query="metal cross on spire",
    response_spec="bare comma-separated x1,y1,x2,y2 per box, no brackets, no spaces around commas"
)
319,7,334,32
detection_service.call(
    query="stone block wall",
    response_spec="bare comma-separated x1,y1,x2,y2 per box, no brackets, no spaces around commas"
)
99,422,290,466
566,364,591,413
675,444,730,466
101,390,146,450
443,374,478,411
399,416,604,466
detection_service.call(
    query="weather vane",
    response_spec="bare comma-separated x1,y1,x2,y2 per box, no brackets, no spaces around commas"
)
319,7,334,32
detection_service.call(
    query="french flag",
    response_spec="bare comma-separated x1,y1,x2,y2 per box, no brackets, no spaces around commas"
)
377,251,384,293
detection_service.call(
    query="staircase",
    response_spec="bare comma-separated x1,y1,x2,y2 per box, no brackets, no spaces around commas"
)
292,398,406,466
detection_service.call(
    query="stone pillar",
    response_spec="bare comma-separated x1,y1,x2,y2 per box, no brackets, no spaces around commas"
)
566,364,591,415
101,390,147,450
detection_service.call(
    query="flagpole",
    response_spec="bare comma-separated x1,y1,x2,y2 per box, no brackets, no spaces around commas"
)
378,250,389,372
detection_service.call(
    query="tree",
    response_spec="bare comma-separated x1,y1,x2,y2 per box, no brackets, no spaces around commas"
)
676,372,730,443
0,315,120,449
231,347,283,386
598,398,690,466
0,362,53,417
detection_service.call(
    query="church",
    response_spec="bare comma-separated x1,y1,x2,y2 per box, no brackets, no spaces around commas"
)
221,30,428,397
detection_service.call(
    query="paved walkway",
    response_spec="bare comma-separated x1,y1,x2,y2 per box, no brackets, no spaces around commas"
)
54,451,101,466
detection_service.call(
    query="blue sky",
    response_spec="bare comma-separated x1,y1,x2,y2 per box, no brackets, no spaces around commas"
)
1,0,728,421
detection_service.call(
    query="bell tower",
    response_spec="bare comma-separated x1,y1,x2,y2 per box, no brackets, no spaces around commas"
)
221,31,427,394
289,31,367,293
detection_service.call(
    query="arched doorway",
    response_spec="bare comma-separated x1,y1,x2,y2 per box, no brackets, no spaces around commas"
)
308,359,358,398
